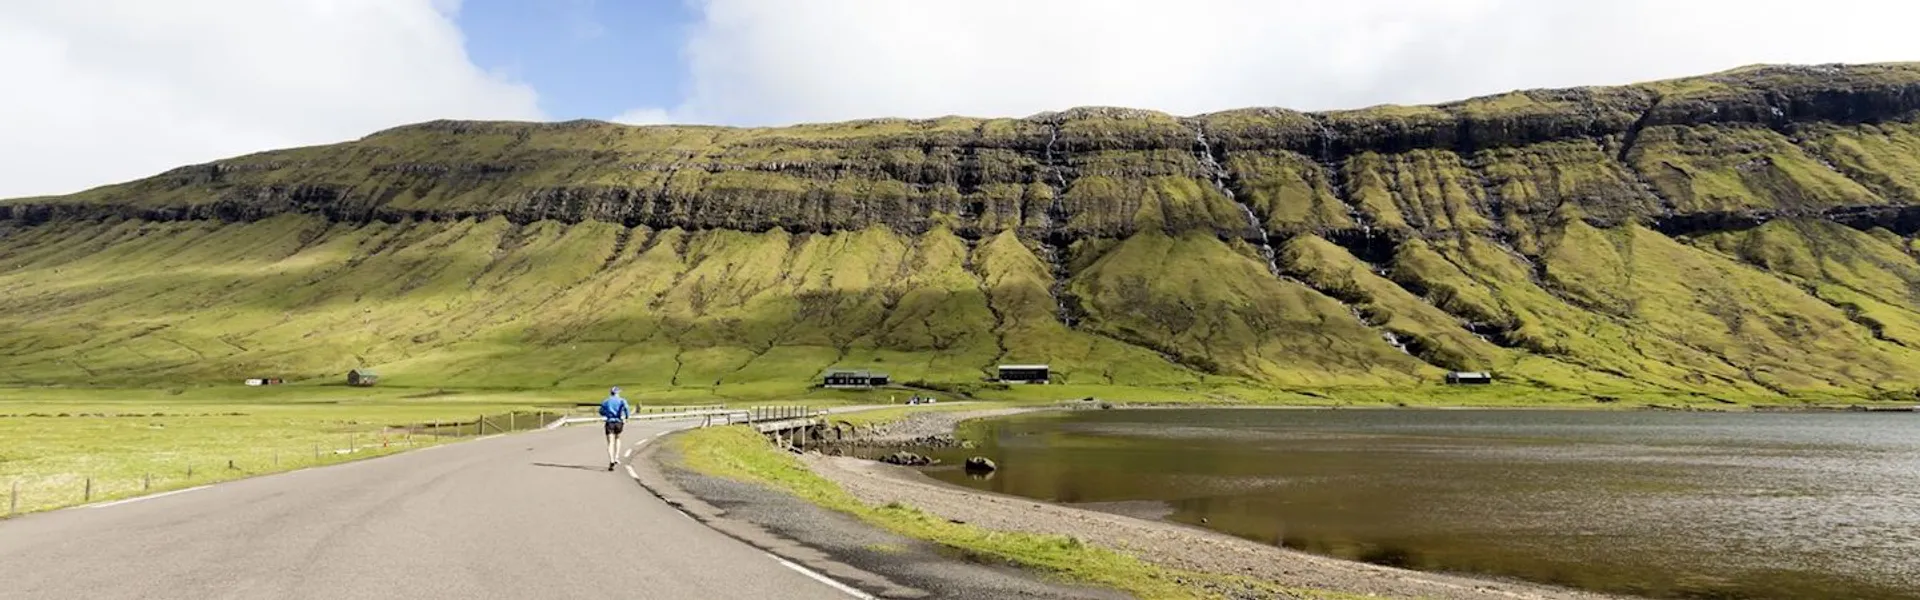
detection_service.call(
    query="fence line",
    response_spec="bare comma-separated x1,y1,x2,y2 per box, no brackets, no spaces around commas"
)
3,405,779,518
4,409,564,518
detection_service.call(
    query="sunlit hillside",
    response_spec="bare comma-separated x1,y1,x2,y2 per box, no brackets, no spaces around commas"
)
8,63,1920,402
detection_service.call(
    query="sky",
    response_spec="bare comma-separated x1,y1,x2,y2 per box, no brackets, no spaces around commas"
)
5,0,1920,198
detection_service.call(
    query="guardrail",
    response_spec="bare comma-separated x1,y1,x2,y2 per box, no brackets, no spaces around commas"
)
544,405,734,429
735,405,822,423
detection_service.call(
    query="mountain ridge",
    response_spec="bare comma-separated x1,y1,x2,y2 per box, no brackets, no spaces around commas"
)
9,63,1920,238
7,63,1920,400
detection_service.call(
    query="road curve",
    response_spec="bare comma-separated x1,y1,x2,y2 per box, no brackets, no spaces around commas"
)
0,417,856,600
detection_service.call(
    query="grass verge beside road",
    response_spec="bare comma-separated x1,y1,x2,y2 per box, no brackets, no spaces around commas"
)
671,425,1352,600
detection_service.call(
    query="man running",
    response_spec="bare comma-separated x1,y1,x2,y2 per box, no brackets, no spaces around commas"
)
600,386,631,471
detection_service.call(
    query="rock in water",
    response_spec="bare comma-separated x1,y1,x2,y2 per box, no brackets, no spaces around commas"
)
964,456,997,472
881,451,932,466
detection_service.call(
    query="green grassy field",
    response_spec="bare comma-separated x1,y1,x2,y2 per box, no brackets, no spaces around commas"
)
0,385,568,514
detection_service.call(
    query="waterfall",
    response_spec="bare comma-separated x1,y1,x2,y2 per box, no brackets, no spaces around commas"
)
1195,128,1281,277
1312,118,1365,227
1381,331,1411,354
1041,122,1075,327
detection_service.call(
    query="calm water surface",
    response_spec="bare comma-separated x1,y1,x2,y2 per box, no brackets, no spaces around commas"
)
911,409,1920,599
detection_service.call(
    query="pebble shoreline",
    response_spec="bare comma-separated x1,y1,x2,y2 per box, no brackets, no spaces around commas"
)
800,407,1623,600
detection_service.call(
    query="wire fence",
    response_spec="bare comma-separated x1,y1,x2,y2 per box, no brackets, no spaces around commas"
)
5,409,570,518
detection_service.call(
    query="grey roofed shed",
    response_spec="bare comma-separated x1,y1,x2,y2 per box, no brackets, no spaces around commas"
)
822,369,889,388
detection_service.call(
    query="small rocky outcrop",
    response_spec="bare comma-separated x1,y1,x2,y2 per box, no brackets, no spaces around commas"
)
964,457,997,473
880,451,933,466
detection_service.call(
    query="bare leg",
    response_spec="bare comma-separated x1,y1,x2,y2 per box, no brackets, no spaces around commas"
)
607,433,620,467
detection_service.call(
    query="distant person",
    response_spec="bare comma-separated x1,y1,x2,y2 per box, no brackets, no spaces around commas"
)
600,386,631,471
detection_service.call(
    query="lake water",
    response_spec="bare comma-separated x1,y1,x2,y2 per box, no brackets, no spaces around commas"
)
911,409,1920,599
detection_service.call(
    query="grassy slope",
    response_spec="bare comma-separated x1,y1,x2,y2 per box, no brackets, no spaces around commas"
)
8,64,1920,401
0,217,1213,389
7,212,1920,401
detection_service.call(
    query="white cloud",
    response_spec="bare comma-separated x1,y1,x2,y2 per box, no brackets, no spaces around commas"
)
0,0,541,198
622,0,1920,127
609,107,673,125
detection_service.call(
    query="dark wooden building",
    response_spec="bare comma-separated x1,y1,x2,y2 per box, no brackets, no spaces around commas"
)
997,364,1050,384
822,369,889,388
347,369,380,387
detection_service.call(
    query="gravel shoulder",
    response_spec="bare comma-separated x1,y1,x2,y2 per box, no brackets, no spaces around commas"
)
802,409,1626,600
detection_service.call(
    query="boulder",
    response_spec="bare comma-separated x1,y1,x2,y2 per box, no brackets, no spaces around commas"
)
964,456,997,472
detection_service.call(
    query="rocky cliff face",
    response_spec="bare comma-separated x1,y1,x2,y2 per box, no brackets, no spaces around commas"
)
10,64,1920,239
7,63,1920,398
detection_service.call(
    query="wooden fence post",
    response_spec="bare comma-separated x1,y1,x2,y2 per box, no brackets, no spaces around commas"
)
10,480,18,516
314,442,320,461
187,464,194,478
509,411,517,431
143,473,151,491
84,477,92,503
476,415,483,436
349,433,356,452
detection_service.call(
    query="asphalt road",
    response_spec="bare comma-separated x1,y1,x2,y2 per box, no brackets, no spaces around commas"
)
0,417,861,600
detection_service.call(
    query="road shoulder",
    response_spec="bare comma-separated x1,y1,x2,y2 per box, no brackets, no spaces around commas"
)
631,434,1128,600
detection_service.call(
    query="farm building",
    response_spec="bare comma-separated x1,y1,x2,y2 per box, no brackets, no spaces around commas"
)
346,369,380,387
1445,371,1493,385
997,364,1050,384
822,369,889,388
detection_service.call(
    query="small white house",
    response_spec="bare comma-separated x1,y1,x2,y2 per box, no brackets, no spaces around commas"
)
1445,371,1493,385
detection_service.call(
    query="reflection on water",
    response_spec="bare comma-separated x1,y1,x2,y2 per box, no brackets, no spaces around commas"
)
913,409,1920,600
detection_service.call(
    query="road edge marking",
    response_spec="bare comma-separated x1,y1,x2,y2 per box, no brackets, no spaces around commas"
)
767,552,878,600
86,485,211,508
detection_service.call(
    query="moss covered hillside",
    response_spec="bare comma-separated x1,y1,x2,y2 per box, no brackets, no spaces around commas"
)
9,63,1920,401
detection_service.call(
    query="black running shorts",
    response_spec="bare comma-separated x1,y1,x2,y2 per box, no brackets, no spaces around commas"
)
604,421,625,435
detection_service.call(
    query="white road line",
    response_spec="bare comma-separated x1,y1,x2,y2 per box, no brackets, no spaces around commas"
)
87,485,211,508
625,464,638,478
768,553,876,599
